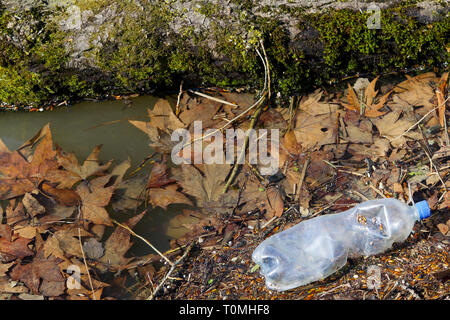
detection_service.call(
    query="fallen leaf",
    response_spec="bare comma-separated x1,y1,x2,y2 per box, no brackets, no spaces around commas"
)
0,225,12,241
0,279,28,294
83,238,104,259
47,145,112,189
5,201,27,226
178,96,222,128
0,237,34,259
43,227,91,260
111,175,146,212
147,99,184,132
10,251,64,295
341,77,390,118
0,124,62,199
14,226,37,239
99,211,146,271
294,112,337,150
76,175,115,226
22,192,45,217
176,163,231,207
147,184,192,210
146,158,175,189
437,223,449,236
39,279,65,297
0,262,14,277
41,182,81,207
266,186,284,218
129,122,177,154
298,90,339,116
372,111,421,147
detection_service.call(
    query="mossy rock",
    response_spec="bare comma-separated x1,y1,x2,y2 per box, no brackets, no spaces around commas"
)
0,0,448,107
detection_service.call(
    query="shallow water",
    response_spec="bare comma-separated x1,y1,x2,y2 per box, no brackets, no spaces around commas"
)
0,95,185,253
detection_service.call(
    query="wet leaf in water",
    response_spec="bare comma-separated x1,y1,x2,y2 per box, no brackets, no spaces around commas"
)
83,238,105,259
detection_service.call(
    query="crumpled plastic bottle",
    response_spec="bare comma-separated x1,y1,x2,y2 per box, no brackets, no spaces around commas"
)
252,198,430,291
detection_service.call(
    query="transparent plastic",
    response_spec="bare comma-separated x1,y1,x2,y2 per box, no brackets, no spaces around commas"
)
252,199,429,291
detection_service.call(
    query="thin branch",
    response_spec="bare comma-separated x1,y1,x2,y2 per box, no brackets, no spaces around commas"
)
175,81,184,116
112,219,173,266
76,206,96,300
259,39,271,100
390,95,450,142
188,90,238,107
294,158,309,202
222,93,267,193
147,242,194,300
77,227,97,300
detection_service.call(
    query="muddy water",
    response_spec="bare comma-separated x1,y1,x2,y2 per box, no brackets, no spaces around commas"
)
0,96,187,253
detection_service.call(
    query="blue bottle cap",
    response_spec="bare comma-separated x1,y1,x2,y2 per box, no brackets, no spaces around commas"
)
415,200,430,220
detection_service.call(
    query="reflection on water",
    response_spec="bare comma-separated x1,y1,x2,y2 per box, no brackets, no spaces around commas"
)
0,95,184,252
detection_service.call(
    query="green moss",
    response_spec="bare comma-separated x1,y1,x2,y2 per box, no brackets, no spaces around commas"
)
309,6,449,78
0,1,448,108
0,4,95,106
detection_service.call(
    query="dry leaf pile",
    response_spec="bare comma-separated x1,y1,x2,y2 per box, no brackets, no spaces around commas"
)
0,71,449,300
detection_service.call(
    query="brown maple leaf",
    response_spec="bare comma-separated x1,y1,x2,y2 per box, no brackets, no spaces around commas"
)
76,175,116,226
146,99,185,132
0,124,59,199
175,163,231,208
147,184,193,210
99,211,146,271
47,144,112,189
76,160,130,226
143,157,192,210
43,226,92,261
129,121,178,154
10,249,64,295
341,77,391,118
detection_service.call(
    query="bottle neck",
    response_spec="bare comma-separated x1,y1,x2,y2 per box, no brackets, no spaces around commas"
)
412,206,421,221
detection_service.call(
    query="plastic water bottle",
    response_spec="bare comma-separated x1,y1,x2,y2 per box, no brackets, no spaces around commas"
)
252,198,430,291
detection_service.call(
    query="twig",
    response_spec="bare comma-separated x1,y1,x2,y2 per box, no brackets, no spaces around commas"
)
188,90,238,107
414,108,448,192
418,141,447,192
175,81,184,116
222,93,267,193
259,39,271,100
308,194,344,218
294,158,309,202
390,96,450,141
286,96,296,132
436,88,449,145
221,40,270,193
77,227,97,300
352,190,371,201
112,219,173,266
260,216,277,229
76,206,96,300
147,242,194,300
369,184,387,198
125,244,190,270
318,283,350,297
338,169,365,177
